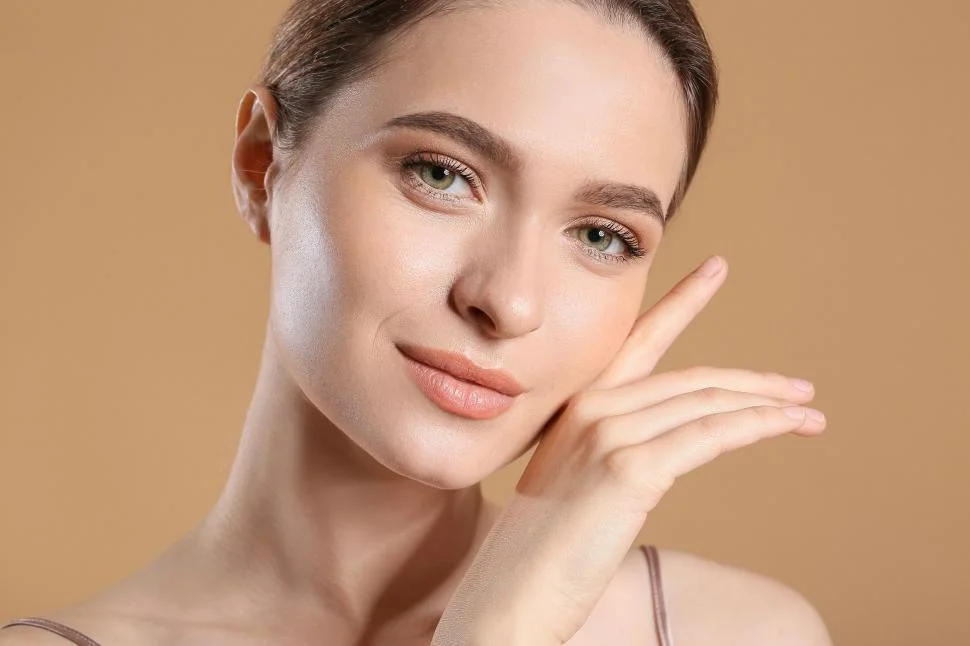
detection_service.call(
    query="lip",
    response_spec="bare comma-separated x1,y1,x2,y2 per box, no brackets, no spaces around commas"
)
396,342,525,421
396,343,525,397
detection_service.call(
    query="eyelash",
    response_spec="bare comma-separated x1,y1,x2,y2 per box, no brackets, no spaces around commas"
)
572,216,648,264
396,151,647,264
399,151,484,198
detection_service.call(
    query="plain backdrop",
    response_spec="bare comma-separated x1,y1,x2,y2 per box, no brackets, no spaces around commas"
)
1,1,968,644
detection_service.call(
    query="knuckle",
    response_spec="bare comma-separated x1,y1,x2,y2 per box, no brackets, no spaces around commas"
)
697,386,726,402
750,405,780,424
563,391,601,427
586,417,620,454
602,447,637,483
605,448,675,500
566,389,602,417
694,412,722,435
667,281,691,298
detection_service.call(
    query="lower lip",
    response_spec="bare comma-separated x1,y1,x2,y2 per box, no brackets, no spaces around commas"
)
400,351,516,420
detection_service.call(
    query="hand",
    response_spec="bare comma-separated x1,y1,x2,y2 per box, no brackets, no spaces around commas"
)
431,255,827,646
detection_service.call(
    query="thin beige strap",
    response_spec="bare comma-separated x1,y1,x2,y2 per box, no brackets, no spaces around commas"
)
640,544,674,646
0,617,102,646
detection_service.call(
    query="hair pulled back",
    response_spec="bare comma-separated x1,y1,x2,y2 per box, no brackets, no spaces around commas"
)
259,0,718,219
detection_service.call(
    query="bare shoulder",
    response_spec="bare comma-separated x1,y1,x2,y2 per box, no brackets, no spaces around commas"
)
568,546,832,646
656,547,831,646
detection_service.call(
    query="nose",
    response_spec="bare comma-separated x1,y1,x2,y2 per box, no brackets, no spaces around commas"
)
449,226,546,340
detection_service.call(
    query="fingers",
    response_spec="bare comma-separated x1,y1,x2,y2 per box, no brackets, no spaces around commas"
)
607,366,816,416
593,387,822,449
590,255,727,391
568,366,816,422
631,404,826,486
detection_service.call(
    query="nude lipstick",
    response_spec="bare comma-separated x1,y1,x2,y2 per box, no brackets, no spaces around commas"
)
396,342,524,420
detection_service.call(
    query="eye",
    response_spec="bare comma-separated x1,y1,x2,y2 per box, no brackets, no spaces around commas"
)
571,218,648,264
399,152,481,201
576,226,626,255
418,164,462,191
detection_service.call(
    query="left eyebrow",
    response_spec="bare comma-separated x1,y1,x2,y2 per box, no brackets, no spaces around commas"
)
381,110,522,173
574,180,667,232
382,110,667,230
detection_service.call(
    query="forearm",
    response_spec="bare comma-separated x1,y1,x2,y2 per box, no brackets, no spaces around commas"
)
432,603,557,646
431,499,568,646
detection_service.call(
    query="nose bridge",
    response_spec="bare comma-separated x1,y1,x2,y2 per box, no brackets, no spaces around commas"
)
451,214,548,338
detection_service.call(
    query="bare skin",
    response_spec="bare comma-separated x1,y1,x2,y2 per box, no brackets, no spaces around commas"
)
2,2,831,645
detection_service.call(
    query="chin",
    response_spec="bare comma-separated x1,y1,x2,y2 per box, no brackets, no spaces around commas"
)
370,418,503,490
393,460,486,491
352,349,538,489
375,451,488,491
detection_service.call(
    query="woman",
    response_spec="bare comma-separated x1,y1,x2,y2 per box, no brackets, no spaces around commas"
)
1,0,832,644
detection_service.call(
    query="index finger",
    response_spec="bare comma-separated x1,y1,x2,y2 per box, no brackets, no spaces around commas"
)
589,255,728,391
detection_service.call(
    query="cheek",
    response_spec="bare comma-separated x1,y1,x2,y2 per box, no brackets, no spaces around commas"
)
268,161,464,361
267,186,344,377
545,284,643,388
325,163,467,309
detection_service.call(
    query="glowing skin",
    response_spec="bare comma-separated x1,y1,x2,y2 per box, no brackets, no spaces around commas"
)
4,3,719,645
227,2,684,640
261,4,685,491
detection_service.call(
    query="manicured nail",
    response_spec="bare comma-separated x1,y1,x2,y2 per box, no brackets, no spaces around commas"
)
698,255,722,277
790,378,814,393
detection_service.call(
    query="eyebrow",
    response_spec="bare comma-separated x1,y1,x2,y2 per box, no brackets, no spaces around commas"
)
381,110,667,231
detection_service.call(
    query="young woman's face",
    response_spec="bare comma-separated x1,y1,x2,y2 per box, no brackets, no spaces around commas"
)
265,0,688,488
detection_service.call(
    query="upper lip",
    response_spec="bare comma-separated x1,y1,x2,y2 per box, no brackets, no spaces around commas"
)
397,342,525,397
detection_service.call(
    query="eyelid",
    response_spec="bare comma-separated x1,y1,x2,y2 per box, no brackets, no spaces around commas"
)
572,215,648,260
396,150,485,199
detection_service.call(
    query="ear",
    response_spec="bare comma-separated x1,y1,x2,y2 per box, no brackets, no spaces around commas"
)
231,85,281,245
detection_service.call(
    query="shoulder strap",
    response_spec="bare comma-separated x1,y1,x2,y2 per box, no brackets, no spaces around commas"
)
640,544,674,646
0,617,102,646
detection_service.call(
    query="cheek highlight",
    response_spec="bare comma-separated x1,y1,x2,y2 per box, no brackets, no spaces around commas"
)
268,189,343,376
540,285,642,391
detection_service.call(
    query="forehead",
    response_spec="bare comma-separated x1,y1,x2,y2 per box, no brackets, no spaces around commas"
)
315,0,688,209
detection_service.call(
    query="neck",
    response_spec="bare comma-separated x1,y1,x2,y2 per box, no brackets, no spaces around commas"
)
166,326,500,642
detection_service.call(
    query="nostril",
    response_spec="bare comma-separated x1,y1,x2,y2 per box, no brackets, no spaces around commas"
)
468,306,495,330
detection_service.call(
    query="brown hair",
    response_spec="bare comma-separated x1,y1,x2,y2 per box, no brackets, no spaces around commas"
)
258,0,718,220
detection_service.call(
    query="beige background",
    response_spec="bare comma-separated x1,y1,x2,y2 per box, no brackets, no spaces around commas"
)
1,1,968,644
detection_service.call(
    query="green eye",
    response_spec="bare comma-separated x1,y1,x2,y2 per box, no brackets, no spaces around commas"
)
418,164,458,191
576,226,623,254
399,152,479,201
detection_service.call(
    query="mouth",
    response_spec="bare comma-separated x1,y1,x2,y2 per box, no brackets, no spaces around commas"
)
396,342,525,420
396,343,525,396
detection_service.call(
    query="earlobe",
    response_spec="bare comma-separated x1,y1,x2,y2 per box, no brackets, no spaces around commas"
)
231,85,280,245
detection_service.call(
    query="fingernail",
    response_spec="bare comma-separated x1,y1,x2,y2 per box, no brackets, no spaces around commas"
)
805,408,826,423
790,378,814,393
783,407,807,420
697,255,722,277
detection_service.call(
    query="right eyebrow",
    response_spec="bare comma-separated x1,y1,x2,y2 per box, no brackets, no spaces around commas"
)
381,110,522,173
